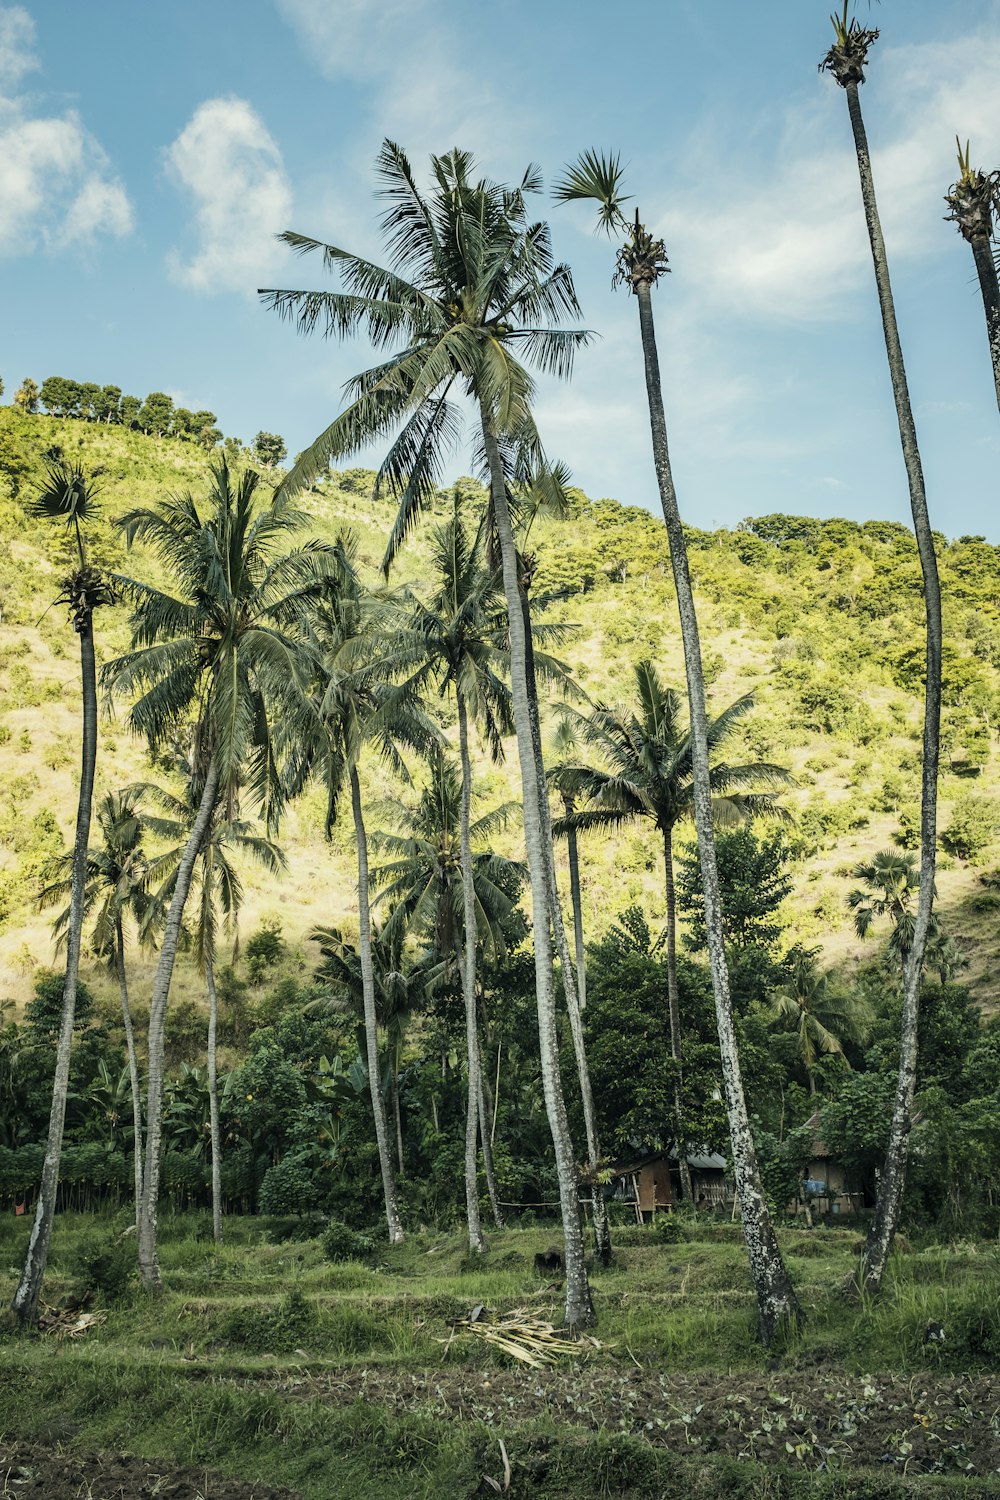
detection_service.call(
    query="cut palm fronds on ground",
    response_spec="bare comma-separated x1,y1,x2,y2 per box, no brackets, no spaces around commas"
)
440,1304,603,1367
38,1305,107,1338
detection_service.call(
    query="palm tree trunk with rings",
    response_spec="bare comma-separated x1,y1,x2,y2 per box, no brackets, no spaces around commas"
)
351,764,405,1244
843,79,942,1296
481,413,593,1328
635,274,799,1344
10,616,98,1325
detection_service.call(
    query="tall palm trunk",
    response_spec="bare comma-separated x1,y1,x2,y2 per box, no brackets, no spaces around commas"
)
662,826,694,1203
350,764,404,1244
969,233,1000,415
477,1067,504,1228
137,757,220,1292
114,915,144,1230
564,815,587,1013
205,955,223,1244
456,691,486,1254
10,616,98,1326
842,79,942,1295
634,277,799,1344
482,416,593,1328
521,596,611,1265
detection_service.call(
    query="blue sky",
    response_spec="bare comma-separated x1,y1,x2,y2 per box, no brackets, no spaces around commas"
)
2,1,999,538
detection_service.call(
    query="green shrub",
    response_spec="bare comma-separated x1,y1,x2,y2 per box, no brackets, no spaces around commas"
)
942,793,999,862
220,1288,316,1353
322,1217,376,1263
244,919,285,984
70,1232,135,1304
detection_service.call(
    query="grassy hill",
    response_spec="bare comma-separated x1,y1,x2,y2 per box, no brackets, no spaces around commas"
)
3,405,1000,1021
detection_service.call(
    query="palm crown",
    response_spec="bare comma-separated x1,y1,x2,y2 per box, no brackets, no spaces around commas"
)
260,141,592,570
104,458,341,827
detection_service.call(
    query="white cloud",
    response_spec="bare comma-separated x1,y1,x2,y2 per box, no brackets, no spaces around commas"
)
274,0,529,171
165,97,293,295
0,5,35,96
658,26,1000,323
0,6,134,256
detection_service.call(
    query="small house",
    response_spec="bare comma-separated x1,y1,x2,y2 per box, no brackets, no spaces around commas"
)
794,1112,864,1216
608,1148,730,1220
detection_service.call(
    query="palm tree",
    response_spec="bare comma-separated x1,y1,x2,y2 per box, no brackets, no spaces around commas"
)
821,4,943,1299
311,919,432,1181
102,458,334,1290
11,460,111,1327
944,140,1000,416
261,143,596,1326
405,498,517,1249
39,786,151,1229
142,774,284,1243
769,951,873,1095
291,554,437,1244
371,748,524,1237
553,665,791,1202
847,848,922,964
553,154,799,1343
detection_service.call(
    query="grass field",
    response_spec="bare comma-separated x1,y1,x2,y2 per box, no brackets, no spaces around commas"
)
1,1212,999,1498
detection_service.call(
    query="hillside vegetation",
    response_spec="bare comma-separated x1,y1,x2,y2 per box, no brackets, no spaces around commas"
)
2,407,999,1015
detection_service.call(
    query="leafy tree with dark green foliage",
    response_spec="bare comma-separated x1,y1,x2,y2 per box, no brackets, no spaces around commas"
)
677,825,793,1019
137,392,174,437
11,460,110,1327
253,432,287,469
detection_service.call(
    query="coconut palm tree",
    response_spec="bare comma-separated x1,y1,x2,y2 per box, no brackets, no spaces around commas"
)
768,951,873,1095
371,748,524,1236
39,786,151,1229
102,458,335,1291
405,499,516,1248
311,919,433,1180
142,774,284,1243
291,553,438,1244
11,460,111,1327
553,665,792,1201
553,155,799,1343
821,6,943,1296
944,140,1000,416
261,143,596,1325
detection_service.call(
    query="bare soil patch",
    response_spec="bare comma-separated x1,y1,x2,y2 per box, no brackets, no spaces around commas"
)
263,1365,1000,1479
0,1442,297,1500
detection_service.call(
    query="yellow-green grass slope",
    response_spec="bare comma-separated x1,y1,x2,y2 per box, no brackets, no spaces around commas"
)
3,407,1000,1030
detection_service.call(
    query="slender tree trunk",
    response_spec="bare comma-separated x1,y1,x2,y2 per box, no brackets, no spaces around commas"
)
392,1069,404,1175
475,995,504,1226
10,616,98,1326
137,757,220,1293
482,414,593,1328
477,1067,504,1228
456,691,486,1254
115,919,144,1230
634,276,799,1344
350,764,404,1245
566,824,587,1013
205,956,223,1244
663,826,694,1203
843,81,942,1296
522,594,611,1265
969,234,1000,416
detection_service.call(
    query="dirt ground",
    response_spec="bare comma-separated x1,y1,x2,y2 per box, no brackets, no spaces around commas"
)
264,1364,1000,1479
0,1443,298,1500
